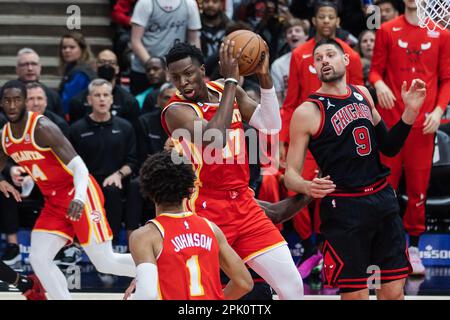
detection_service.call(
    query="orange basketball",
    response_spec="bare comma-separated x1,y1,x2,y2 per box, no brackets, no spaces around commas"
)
223,30,267,76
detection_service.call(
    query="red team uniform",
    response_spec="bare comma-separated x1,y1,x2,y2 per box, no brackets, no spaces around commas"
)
1,112,112,245
162,81,286,262
273,38,363,240
149,212,224,300
369,16,450,236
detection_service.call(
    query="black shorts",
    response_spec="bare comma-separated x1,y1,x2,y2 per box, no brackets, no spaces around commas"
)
319,185,412,293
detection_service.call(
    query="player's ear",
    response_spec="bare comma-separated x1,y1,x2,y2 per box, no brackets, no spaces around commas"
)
200,64,206,77
343,53,350,66
312,17,317,27
87,94,93,106
336,16,341,28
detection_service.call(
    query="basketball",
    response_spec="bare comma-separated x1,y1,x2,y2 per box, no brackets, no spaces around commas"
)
223,30,267,76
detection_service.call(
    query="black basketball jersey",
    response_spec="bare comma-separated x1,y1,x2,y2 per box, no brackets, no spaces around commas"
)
307,85,390,190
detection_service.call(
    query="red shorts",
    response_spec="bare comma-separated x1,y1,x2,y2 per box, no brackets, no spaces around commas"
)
33,176,113,246
190,187,286,262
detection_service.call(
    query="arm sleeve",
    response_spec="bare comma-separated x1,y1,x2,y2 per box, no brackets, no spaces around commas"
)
248,87,281,133
437,31,450,110
369,27,389,85
131,0,152,26
374,118,412,157
186,0,202,30
133,263,159,300
280,51,301,143
67,155,89,203
270,61,283,93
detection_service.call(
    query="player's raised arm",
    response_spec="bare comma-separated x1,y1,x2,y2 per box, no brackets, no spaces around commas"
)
234,40,282,134
210,221,253,300
360,79,427,157
284,103,335,198
33,117,88,221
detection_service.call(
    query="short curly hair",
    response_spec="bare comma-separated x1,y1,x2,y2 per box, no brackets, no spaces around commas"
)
139,150,196,206
165,42,204,67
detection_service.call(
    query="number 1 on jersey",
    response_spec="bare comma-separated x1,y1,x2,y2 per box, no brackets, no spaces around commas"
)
186,255,204,296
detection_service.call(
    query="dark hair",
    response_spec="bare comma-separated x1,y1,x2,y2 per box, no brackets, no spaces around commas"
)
1,80,27,99
146,56,167,71
139,150,196,206
58,32,94,72
374,0,399,11
314,1,339,16
313,38,345,55
25,81,46,92
165,42,204,67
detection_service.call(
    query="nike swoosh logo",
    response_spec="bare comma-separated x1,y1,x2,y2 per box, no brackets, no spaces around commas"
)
4,143,12,148
393,27,402,32
302,54,312,59
308,65,317,74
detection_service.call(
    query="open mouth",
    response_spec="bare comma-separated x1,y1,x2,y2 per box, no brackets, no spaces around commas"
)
183,89,195,98
322,66,333,74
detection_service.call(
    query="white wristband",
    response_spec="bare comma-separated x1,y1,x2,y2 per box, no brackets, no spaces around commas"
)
224,78,239,85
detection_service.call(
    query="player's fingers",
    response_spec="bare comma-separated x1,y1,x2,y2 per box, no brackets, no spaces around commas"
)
401,81,407,95
10,188,22,202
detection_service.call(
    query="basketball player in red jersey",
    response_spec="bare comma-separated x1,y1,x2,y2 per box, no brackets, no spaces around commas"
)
369,0,450,275
128,150,252,300
0,80,136,300
161,41,304,299
285,39,426,299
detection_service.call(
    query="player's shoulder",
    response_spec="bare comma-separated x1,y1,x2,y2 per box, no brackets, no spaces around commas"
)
130,222,162,245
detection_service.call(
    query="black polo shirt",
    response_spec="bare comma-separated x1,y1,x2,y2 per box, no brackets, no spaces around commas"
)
68,85,140,129
136,108,167,165
69,114,138,181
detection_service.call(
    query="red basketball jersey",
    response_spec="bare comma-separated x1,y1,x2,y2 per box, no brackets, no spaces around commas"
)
1,112,94,207
161,81,250,192
150,212,224,300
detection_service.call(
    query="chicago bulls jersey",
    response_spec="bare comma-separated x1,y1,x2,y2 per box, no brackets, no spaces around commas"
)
161,81,250,190
149,212,224,300
307,85,389,190
1,112,94,207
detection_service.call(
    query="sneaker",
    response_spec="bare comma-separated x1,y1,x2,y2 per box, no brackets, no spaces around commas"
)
1,243,21,266
22,274,47,300
408,246,425,276
297,252,323,280
59,245,83,266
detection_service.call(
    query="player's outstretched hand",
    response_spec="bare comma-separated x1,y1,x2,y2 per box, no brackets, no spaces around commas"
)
308,175,336,198
219,39,241,80
0,180,22,202
67,199,84,221
402,79,426,115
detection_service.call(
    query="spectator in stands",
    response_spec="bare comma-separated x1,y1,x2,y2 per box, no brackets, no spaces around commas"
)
14,48,63,117
26,82,69,137
111,0,137,72
70,79,139,244
254,0,293,62
375,0,400,23
201,0,231,60
357,30,376,98
271,18,309,106
137,82,175,164
135,56,167,113
130,0,202,95
68,50,140,129
58,32,96,121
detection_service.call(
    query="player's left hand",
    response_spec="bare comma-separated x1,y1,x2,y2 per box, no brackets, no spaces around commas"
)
255,39,270,76
67,199,84,221
423,107,443,134
123,279,136,300
0,180,22,202
103,172,123,189
401,79,426,115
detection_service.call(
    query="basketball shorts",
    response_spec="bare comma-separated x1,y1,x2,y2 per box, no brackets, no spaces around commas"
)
319,185,412,293
33,178,113,246
191,187,286,262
